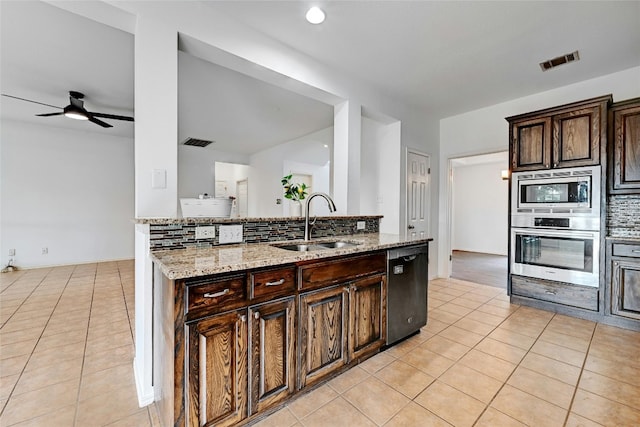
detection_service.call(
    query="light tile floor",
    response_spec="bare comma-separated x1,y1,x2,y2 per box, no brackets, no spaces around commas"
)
1,261,640,426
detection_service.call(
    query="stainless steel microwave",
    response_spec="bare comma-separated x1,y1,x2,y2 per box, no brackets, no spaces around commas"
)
511,165,601,217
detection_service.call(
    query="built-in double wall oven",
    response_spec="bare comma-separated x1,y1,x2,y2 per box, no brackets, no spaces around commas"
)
510,165,601,288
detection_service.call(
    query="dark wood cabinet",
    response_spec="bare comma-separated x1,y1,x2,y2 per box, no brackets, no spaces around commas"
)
157,247,419,426
348,274,386,361
298,285,349,389
609,98,640,194
187,309,248,427
248,298,296,415
508,95,610,171
609,242,640,321
511,116,552,170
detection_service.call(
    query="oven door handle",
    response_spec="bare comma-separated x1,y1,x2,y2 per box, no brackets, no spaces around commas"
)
511,228,597,239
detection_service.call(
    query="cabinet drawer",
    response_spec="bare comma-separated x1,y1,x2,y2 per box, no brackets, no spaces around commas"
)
612,243,640,258
186,275,246,318
250,266,296,299
511,275,598,311
299,252,386,291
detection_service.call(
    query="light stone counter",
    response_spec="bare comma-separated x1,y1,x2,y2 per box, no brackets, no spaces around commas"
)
151,233,432,280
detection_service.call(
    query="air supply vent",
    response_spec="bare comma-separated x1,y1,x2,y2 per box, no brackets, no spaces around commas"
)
540,50,580,71
182,137,215,147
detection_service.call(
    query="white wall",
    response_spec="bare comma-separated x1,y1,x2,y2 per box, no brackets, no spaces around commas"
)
249,127,332,217
452,161,508,255
438,66,640,277
0,120,134,268
361,117,402,234
177,145,249,200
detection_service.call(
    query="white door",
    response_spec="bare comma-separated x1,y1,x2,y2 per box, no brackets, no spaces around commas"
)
406,151,430,239
236,179,248,217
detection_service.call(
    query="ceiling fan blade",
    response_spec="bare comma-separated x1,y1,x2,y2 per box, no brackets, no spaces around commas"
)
88,115,113,128
2,94,62,109
89,112,134,122
36,112,65,117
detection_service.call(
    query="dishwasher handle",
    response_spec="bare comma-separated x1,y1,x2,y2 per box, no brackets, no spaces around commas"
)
388,244,428,261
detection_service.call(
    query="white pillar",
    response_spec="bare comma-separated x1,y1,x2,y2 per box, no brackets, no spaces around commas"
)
134,14,178,218
133,13,178,407
333,100,361,214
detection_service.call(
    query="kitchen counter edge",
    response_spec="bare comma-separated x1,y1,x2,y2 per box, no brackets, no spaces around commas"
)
151,233,432,280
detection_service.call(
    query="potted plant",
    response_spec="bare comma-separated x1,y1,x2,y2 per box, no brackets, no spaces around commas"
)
281,174,307,216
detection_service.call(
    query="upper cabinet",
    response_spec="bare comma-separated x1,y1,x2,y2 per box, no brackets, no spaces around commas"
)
508,95,611,171
609,97,640,194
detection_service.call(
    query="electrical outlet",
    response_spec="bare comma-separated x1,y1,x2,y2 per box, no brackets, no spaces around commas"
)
357,221,366,230
219,224,243,244
195,226,216,239
8,249,15,256
42,247,48,255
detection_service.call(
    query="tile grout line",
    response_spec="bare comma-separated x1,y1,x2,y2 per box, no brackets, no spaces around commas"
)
72,264,98,427
561,322,598,427
0,267,75,423
435,289,529,426
467,303,554,426
0,268,53,329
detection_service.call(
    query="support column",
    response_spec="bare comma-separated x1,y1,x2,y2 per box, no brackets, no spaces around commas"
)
133,13,178,407
333,100,361,214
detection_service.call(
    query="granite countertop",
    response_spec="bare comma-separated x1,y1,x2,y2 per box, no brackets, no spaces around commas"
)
151,233,432,280
135,215,383,225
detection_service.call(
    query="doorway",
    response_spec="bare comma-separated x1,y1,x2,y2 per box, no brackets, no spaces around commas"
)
449,151,508,288
236,179,248,217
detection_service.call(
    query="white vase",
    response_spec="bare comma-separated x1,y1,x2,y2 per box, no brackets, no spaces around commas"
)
290,201,302,217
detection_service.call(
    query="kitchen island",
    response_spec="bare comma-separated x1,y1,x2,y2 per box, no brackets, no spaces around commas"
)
150,233,431,427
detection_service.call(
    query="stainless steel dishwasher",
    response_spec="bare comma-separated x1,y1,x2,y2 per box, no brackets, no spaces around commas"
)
386,243,429,345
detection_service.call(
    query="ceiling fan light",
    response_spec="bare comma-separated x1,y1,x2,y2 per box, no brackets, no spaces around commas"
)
306,6,325,24
63,105,88,120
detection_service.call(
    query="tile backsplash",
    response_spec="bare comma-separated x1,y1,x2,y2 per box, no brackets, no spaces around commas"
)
148,216,380,251
607,195,640,238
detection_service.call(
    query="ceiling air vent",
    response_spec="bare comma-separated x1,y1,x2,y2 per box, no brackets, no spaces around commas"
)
182,137,215,147
539,50,580,71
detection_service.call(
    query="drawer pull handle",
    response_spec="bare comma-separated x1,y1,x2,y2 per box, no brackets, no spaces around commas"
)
254,312,260,319
204,288,230,298
265,278,285,287
632,250,640,253
545,290,557,295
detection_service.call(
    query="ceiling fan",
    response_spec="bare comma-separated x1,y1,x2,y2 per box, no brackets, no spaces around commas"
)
2,91,134,128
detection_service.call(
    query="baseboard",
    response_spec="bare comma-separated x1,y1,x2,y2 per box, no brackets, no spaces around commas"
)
134,358,155,408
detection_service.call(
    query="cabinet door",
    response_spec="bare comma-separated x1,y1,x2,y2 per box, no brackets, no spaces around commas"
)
552,105,601,168
511,117,552,171
188,310,248,427
611,259,640,320
298,285,348,389
348,274,386,361
611,101,640,193
248,298,295,414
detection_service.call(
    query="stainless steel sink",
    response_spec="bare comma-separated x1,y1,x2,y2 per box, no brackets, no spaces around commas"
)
273,240,359,252
274,243,325,252
315,241,358,249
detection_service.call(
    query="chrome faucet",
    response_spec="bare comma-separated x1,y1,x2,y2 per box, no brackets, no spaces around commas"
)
304,192,337,241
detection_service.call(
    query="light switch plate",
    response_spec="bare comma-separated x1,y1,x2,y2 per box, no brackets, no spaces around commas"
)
219,224,243,244
357,221,366,230
195,226,215,239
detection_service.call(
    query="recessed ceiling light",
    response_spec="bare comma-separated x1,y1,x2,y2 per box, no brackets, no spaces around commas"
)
306,6,325,24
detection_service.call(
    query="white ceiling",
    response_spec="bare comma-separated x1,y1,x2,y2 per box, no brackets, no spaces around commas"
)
2,1,639,147
207,1,640,116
